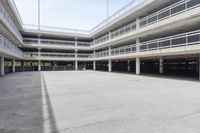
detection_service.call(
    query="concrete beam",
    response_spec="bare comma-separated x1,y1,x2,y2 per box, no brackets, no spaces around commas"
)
108,60,112,72
159,58,164,74
12,59,15,73
0,56,5,76
136,57,140,75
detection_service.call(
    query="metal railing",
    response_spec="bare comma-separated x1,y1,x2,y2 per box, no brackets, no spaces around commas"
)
111,44,137,56
77,54,93,58
94,34,110,45
23,38,91,47
0,35,23,57
23,24,90,35
139,0,200,28
139,30,200,52
111,21,137,39
95,50,109,58
24,52,93,59
0,2,23,42
93,0,200,46
90,0,144,34
23,30,200,60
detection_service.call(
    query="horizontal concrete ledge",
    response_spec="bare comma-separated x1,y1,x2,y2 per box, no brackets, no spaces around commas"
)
23,44,200,61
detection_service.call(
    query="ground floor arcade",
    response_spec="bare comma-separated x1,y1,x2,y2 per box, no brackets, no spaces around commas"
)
0,54,200,80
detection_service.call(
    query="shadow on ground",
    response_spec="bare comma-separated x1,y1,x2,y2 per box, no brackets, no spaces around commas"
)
0,72,58,133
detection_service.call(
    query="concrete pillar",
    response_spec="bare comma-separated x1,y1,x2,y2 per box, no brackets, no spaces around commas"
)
38,60,41,71
38,48,41,71
93,50,96,58
93,61,96,71
159,58,164,74
199,55,200,80
136,38,140,52
75,38,78,47
109,31,111,40
12,59,15,73
136,17,140,29
108,60,112,72
75,60,78,70
127,60,130,72
93,39,96,46
136,57,140,75
75,50,78,70
109,46,111,56
0,56,5,76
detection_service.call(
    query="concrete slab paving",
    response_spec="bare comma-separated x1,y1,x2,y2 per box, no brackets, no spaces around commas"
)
0,71,200,133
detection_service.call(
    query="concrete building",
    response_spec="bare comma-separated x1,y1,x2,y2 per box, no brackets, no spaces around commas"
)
0,0,200,80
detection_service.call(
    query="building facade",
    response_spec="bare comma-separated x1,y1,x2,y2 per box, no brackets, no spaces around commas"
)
0,0,200,80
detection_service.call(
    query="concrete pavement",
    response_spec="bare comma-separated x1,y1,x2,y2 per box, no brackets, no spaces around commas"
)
0,71,200,133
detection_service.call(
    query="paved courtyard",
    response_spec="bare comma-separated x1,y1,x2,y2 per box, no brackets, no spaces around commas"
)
0,71,200,133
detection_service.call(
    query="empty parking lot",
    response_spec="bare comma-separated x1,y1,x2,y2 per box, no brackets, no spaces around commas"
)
0,71,200,133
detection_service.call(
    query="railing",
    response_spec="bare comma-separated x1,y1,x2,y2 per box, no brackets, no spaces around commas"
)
23,24,90,35
23,30,200,60
0,35,23,57
93,0,200,46
24,52,75,59
111,21,137,39
23,38,91,47
95,50,109,58
139,0,200,28
94,34,110,45
24,52,92,59
139,30,200,52
90,0,145,34
111,44,137,56
0,2,23,42
77,54,93,58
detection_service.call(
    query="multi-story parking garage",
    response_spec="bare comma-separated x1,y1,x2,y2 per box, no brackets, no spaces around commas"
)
0,0,200,80
1,0,200,132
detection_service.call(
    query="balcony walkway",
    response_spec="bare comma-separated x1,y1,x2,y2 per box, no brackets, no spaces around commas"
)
0,71,200,133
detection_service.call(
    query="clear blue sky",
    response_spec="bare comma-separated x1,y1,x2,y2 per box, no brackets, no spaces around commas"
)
14,0,133,30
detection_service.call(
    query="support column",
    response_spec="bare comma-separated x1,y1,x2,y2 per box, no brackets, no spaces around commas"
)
127,60,130,72
75,38,78,47
136,17,140,29
108,46,112,72
38,48,41,71
199,55,200,80
136,38,140,52
38,60,41,71
75,50,78,71
0,56,5,76
108,59,112,72
12,59,15,73
159,58,164,74
93,50,96,71
93,61,96,71
75,61,78,71
136,57,140,75
93,39,96,46
109,31,111,40
109,46,111,56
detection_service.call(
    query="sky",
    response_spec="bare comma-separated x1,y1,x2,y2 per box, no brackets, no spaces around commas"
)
14,0,133,30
